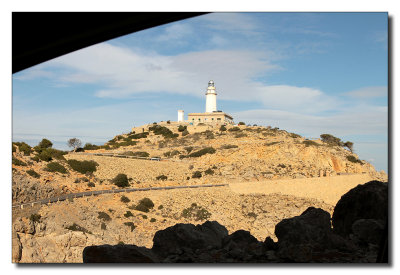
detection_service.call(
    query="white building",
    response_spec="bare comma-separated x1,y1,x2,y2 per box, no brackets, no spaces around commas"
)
178,80,234,125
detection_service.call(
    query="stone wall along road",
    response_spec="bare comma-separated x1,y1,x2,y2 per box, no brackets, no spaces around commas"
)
229,174,374,205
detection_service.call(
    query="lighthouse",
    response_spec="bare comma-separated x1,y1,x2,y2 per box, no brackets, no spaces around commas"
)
205,80,217,113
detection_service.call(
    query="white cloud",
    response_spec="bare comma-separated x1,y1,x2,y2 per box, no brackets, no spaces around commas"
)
156,23,192,41
198,13,258,34
345,86,387,98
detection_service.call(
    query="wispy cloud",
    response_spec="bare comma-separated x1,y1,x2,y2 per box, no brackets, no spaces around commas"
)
345,86,387,98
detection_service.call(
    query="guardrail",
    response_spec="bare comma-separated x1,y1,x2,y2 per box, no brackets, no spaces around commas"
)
12,183,228,210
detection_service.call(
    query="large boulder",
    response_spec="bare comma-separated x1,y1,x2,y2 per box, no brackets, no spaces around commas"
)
274,207,349,262
351,219,385,245
332,180,388,237
83,244,159,263
152,221,228,257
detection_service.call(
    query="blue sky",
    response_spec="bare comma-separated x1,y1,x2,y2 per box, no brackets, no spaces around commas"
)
12,12,388,172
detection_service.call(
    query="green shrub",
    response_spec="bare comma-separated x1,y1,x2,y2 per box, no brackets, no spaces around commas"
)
38,138,53,149
289,133,301,138
320,134,343,146
14,142,32,156
121,195,130,203
98,211,112,221
346,155,363,164
158,205,164,210
344,141,354,153
150,218,156,223
29,213,41,223
117,241,125,245
130,151,150,158
38,150,52,162
303,140,320,147
178,125,187,132
163,150,180,157
134,198,154,213
182,129,189,136
220,144,238,149
234,133,247,138
112,173,130,188
87,182,95,187
66,223,92,234
219,125,227,131
67,159,98,174
188,147,216,158
228,127,241,132
101,222,107,230
156,174,168,181
149,125,178,138
204,168,214,175
181,203,211,221
124,211,133,218
238,122,246,125
192,171,202,178
129,132,149,139
46,148,68,160
83,143,100,150
26,169,40,178
248,212,258,219
12,157,27,166
45,162,68,174
124,222,136,232
184,146,193,154
265,141,279,146
142,215,148,219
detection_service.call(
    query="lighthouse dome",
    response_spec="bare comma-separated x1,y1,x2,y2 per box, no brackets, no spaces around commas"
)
208,80,215,87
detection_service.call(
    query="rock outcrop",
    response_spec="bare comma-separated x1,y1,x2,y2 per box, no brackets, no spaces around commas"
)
332,180,388,237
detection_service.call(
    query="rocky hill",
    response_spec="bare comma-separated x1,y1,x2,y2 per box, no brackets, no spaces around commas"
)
11,122,388,263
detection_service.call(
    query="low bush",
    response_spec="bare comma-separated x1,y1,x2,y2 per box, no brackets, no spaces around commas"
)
303,140,320,147
156,174,168,181
163,150,180,158
178,125,187,132
158,205,164,210
87,182,95,187
150,218,156,223
12,157,27,166
182,129,189,136
346,155,363,164
26,169,40,178
149,125,178,139
234,133,248,138
37,150,53,162
112,173,130,188
192,171,202,178
130,151,150,158
320,134,343,146
181,203,211,221
289,133,301,139
220,144,238,149
265,141,279,146
29,213,41,223
247,212,258,219
124,211,133,218
45,162,68,174
121,195,130,203
67,159,98,174
204,168,214,175
184,146,193,154
98,211,112,222
37,138,53,149
83,143,100,150
219,125,227,131
101,223,107,230
188,147,216,158
124,222,136,232
66,223,92,234
134,198,154,213
142,215,148,219
228,127,241,132
128,132,149,139
238,122,246,125
13,142,32,156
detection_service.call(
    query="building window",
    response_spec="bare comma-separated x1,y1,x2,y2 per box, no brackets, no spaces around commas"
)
192,118,194,121
198,118,201,121
212,118,214,120
217,118,221,121
205,118,207,121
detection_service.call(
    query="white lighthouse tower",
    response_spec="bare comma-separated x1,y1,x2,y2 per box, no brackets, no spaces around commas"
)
205,80,217,113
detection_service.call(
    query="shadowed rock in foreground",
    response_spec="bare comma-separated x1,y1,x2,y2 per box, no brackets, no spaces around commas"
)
83,180,388,263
